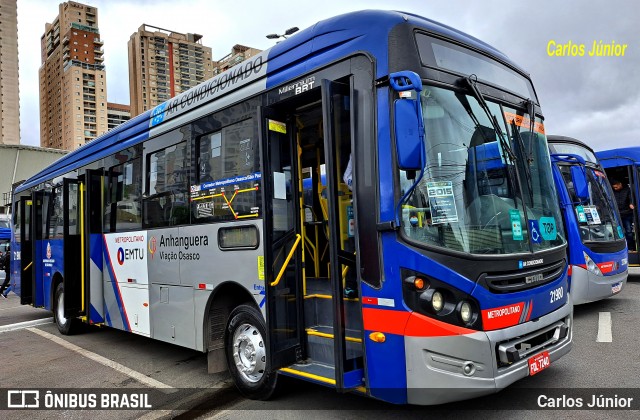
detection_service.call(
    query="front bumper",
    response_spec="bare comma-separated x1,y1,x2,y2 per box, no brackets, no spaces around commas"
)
405,299,572,405
570,266,627,305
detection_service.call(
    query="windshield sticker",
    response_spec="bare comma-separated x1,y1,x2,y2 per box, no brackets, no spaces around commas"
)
509,209,523,240
426,181,459,224
617,226,625,239
575,205,587,223
583,206,602,225
503,111,545,134
528,220,542,244
539,217,558,241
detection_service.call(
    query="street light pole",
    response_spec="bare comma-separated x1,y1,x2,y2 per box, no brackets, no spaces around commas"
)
266,26,299,41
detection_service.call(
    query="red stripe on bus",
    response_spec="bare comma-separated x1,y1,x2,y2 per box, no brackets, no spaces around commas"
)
363,308,474,337
362,308,410,335
481,302,525,330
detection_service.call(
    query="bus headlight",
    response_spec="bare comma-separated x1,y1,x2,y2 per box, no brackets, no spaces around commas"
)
404,269,482,330
431,290,444,312
459,301,472,323
583,252,603,276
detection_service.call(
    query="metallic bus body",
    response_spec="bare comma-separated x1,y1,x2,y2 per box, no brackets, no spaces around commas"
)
12,10,572,405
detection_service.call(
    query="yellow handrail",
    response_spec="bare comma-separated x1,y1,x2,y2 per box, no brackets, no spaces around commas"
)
270,234,302,287
23,261,33,272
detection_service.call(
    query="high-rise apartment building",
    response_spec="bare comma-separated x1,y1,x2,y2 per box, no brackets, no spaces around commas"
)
39,1,107,150
107,102,130,131
212,44,261,76
0,0,20,145
128,25,213,117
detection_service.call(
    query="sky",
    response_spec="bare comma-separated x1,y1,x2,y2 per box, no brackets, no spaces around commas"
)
16,0,639,151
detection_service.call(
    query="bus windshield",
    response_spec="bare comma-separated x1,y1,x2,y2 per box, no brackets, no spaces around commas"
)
399,85,565,255
559,164,623,243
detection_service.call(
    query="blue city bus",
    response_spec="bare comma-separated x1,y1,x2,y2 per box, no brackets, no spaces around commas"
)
11,10,571,405
548,136,627,304
597,147,640,266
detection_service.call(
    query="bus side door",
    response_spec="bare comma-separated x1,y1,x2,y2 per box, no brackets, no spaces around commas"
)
63,178,84,318
19,197,33,305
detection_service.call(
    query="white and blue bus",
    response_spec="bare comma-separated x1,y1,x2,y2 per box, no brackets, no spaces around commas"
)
548,136,627,304
11,10,571,405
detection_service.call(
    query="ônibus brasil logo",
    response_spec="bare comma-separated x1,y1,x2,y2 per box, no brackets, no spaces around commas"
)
148,236,157,260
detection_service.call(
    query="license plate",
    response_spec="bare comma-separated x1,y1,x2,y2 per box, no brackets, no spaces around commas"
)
528,351,550,376
612,282,623,294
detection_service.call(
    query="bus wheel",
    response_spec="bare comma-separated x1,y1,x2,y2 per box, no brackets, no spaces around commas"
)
225,304,277,400
53,283,78,335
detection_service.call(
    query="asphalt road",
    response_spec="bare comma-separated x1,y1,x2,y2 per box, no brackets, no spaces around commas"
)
1,278,639,419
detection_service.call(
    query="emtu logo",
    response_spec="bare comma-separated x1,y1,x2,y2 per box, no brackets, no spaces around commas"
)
117,247,125,265
117,247,144,265
148,236,157,260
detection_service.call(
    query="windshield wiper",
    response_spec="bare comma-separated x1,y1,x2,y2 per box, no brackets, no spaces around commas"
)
510,119,535,204
457,76,519,206
461,76,516,163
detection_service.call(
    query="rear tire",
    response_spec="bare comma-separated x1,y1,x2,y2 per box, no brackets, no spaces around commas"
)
53,283,79,335
225,304,277,400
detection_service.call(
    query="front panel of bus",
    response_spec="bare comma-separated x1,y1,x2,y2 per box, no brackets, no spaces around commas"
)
549,140,627,304
362,26,572,404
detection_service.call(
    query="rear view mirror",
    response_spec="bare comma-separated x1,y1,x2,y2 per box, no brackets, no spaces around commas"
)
394,99,422,170
391,71,424,171
570,165,589,202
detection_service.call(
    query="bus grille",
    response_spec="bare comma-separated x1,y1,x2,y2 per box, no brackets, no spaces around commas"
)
481,260,565,293
496,316,570,367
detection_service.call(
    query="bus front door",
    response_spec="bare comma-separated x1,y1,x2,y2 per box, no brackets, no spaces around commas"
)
320,79,363,390
261,77,363,391
260,107,305,370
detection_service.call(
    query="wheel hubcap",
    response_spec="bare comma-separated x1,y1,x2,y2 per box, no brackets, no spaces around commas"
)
232,323,266,383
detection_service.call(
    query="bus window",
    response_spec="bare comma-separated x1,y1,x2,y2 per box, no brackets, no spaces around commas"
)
191,119,260,223
47,188,64,239
105,158,142,232
144,142,188,228
198,131,222,183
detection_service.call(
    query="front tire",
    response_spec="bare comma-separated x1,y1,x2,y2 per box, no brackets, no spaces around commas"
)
53,283,79,335
225,304,277,400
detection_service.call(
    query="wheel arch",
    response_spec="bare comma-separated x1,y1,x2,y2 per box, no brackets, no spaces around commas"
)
203,280,258,353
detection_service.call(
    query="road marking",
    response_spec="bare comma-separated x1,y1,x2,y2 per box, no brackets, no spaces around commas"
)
0,317,53,333
596,311,612,343
26,327,175,390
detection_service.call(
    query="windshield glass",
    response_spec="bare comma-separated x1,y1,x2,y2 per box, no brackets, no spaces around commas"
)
398,86,565,255
558,164,624,243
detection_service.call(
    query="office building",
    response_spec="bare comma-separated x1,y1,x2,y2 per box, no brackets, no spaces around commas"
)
107,102,130,131
39,1,107,150
212,44,261,76
128,24,213,117
0,0,20,145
